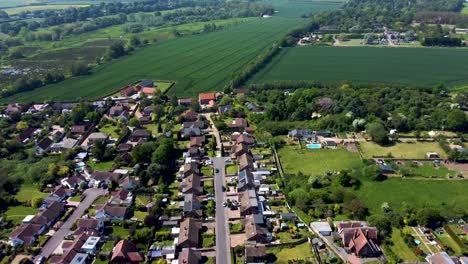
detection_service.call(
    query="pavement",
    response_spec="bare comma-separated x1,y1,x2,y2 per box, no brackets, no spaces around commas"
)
205,113,231,264
38,188,106,259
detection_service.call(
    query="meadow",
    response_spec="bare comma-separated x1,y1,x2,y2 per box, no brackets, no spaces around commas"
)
462,3,468,14
249,46,468,88
277,144,362,175
355,178,468,215
4,0,343,102
359,141,447,159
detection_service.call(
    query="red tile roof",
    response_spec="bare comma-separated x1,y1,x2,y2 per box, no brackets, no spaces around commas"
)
198,93,216,101
141,87,156,95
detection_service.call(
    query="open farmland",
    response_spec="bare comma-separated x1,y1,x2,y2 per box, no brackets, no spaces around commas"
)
3,4,89,15
462,3,468,14
249,46,468,87
355,178,468,215
3,0,343,102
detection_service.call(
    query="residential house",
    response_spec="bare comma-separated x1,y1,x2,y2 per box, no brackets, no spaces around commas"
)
141,106,153,117
428,252,456,264
87,132,109,145
183,193,202,218
35,137,53,155
183,162,200,178
180,174,203,195
316,130,333,137
9,223,43,247
81,236,100,254
236,134,255,145
237,170,255,192
138,80,154,88
109,103,130,119
288,129,313,142
111,240,145,263
51,186,74,201
178,98,193,106
61,175,86,190
90,171,121,187
16,127,37,143
181,127,201,139
187,147,205,160
228,118,248,130
244,215,269,243
339,224,381,257
141,87,157,96
183,121,205,130
119,176,140,190
109,189,133,207
178,218,201,248
189,136,205,148
198,93,216,105
27,104,49,114
238,153,254,172
117,143,133,153
178,248,201,264
95,204,128,221
4,103,23,116
232,142,249,158
50,138,78,153
75,218,104,236
32,201,65,228
120,86,136,97
129,129,151,143
51,233,90,264
280,213,297,221
245,244,266,263
324,140,337,149
182,109,198,122
239,188,258,216
218,105,232,114
70,124,90,135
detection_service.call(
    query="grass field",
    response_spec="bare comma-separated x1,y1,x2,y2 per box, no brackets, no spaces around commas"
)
278,145,362,175
355,178,468,215
359,141,447,159
88,160,114,171
388,228,419,262
266,242,314,263
15,183,49,202
249,46,468,88
3,4,89,14
400,162,458,178
4,0,342,102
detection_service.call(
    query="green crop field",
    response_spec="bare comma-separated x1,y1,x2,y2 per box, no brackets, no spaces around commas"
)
355,178,468,215
3,0,343,102
249,46,468,87
3,4,89,14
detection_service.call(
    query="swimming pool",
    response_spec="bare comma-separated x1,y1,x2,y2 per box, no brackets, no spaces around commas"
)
306,143,322,149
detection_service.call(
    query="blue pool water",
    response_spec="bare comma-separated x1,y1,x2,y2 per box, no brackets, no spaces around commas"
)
306,144,322,149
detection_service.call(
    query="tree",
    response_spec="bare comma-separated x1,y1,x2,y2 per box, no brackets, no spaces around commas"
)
446,110,467,132
31,197,44,208
107,42,126,59
367,122,389,145
343,198,368,219
91,139,107,161
16,121,28,131
416,207,444,228
130,36,141,47
71,63,90,76
362,165,386,181
129,117,141,128
367,214,392,239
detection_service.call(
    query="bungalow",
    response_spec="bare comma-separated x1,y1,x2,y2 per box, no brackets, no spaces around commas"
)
50,138,78,153
239,188,258,216
117,143,133,153
426,152,440,159
16,127,37,144
178,248,201,264
178,218,201,248
95,203,128,221
90,171,121,188
245,244,266,263
188,136,205,148
9,223,43,247
181,127,201,140
111,240,145,264
61,175,86,190
109,189,133,207
120,86,136,97
87,132,109,145
198,93,216,105
178,98,193,106
129,129,151,143
141,106,153,117
137,80,154,88
244,215,270,243
183,193,202,218
35,137,53,155
75,218,104,235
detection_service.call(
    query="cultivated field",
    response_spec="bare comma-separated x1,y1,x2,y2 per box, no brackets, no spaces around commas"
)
355,178,468,215
249,46,468,87
359,141,447,159
278,145,362,175
0,0,38,8
3,0,343,102
3,4,89,14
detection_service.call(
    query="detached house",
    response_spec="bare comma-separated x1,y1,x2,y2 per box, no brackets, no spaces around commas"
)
188,136,205,148
9,223,43,247
120,86,136,97
31,201,65,227
111,240,144,264
129,129,151,143
88,132,109,145
178,98,192,106
338,222,381,257
75,218,104,236
95,203,128,221
178,248,201,264
109,189,133,207
198,93,216,105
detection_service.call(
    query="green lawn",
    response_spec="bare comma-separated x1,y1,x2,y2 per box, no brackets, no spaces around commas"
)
226,164,238,175
69,195,81,202
143,124,159,136
400,162,458,178
202,233,215,248
266,242,314,263
15,183,49,203
88,160,114,171
4,205,38,225
359,141,447,159
250,46,468,88
111,225,129,238
201,166,213,176
388,228,419,262
278,145,362,175
101,240,116,252
436,231,463,256
4,0,343,102
93,195,110,205
133,210,148,221
355,178,468,215
154,81,175,93
99,123,120,138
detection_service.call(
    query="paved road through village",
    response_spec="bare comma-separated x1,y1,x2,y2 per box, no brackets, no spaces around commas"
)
38,188,105,258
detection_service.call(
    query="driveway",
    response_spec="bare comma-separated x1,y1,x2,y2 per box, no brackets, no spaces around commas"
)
38,188,105,259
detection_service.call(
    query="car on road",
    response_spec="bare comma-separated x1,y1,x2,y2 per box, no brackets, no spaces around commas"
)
215,168,219,173
222,186,226,192
35,256,46,264
222,202,227,207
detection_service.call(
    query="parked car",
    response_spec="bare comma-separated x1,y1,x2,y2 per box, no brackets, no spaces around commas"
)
215,168,219,173
222,202,227,207
35,256,46,264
